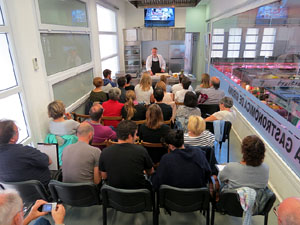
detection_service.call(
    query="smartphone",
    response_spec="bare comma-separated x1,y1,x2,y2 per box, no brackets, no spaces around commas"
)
38,203,57,212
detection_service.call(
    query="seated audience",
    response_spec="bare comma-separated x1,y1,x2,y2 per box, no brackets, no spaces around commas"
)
195,73,210,91
102,87,124,128
0,120,51,187
184,115,215,148
277,197,300,225
125,74,135,91
205,96,236,123
48,100,80,136
153,87,172,121
199,77,225,104
102,69,116,87
176,92,201,131
88,103,116,146
155,81,173,103
175,76,192,103
135,72,153,104
99,120,154,189
0,190,66,225
172,74,193,95
219,135,269,189
121,90,146,121
89,77,108,103
117,76,127,103
62,123,101,184
160,74,172,93
151,130,211,189
138,104,170,163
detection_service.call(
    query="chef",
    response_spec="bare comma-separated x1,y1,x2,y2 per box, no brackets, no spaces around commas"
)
146,47,166,75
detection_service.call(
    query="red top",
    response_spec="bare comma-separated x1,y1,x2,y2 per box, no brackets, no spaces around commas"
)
102,100,124,128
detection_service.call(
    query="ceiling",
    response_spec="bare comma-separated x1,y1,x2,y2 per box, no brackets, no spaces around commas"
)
128,0,202,8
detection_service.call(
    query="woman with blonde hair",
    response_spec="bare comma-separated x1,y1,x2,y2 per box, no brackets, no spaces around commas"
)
121,90,146,121
160,75,172,93
184,115,215,148
134,72,153,104
139,104,170,163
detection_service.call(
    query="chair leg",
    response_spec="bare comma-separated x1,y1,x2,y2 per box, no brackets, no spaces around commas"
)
264,213,269,225
211,204,215,225
227,138,230,163
206,204,210,225
103,206,107,225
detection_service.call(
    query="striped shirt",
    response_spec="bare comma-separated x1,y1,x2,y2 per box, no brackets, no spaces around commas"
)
184,130,215,148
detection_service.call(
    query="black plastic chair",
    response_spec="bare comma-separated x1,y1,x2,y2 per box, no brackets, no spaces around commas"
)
158,185,211,225
198,104,220,118
48,180,101,207
0,180,51,215
206,121,232,163
101,184,155,225
211,188,276,225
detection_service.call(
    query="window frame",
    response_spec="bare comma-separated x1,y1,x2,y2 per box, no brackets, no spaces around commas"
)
260,27,276,57
227,28,242,58
211,28,224,58
244,28,259,58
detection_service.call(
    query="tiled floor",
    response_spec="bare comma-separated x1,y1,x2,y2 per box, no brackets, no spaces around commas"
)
32,131,278,225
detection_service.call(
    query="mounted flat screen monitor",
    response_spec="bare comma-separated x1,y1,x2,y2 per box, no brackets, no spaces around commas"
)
256,2,288,25
144,8,175,27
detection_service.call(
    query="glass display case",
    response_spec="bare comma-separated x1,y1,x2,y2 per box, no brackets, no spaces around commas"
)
124,42,141,76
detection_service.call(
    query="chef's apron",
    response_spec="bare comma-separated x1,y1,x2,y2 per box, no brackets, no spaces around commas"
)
151,60,161,75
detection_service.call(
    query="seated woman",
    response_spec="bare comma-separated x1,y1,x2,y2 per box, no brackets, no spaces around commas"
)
102,87,124,128
205,96,236,123
184,115,215,148
135,72,153,104
219,135,269,189
125,74,135,91
121,90,146,121
160,74,172,93
176,91,201,132
195,73,210,92
151,129,211,190
138,104,170,164
48,100,80,136
89,77,108,103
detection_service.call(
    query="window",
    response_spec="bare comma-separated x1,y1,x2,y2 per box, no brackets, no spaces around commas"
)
97,4,119,78
0,4,31,144
227,28,242,58
244,28,259,58
37,0,93,110
211,29,224,58
260,28,276,57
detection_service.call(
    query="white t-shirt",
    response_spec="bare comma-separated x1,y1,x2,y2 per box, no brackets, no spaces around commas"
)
212,110,236,123
175,89,189,103
172,83,193,95
134,84,153,104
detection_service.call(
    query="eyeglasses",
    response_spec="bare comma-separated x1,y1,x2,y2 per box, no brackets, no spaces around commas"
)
273,203,280,217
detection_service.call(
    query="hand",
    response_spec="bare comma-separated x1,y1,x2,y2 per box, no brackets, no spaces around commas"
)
149,70,153,76
51,204,66,224
161,69,165,73
64,112,72,120
24,200,48,224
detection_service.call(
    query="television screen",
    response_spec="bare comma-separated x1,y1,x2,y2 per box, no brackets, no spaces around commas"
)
256,2,288,25
144,8,175,27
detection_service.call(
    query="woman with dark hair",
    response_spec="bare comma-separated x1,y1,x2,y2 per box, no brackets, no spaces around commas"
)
219,135,269,189
175,91,201,131
125,74,135,91
138,104,170,163
151,129,211,189
121,90,146,121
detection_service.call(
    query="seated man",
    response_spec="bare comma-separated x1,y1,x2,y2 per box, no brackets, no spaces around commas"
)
62,122,101,184
197,77,225,105
174,76,192,103
277,197,300,225
172,74,193,95
0,120,51,187
0,189,65,225
151,129,211,190
88,103,116,147
103,69,116,87
117,76,127,103
99,120,154,189
153,87,172,121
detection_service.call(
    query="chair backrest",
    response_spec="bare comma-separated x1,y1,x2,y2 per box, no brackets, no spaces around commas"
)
0,180,50,204
140,141,167,164
198,104,220,118
159,185,210,213
163,119,172,126
101,116,122,125
48,180,100,207
71,112,91,122
92,140,109,149
101,184,153,213
205,121,232,143
133,120,146,125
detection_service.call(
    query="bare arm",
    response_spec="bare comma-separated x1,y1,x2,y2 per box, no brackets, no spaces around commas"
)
48,156,52,165
23,200,48,225
101,171,107,180
93,167,101,184
205,115,218,122
145,167,154,176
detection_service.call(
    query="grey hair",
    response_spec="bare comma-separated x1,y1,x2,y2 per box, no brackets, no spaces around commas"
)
219,96,233,108
77,122,94,137
0,189,23,225
108,87,121,100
